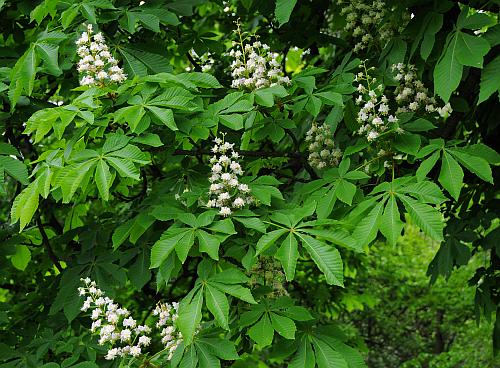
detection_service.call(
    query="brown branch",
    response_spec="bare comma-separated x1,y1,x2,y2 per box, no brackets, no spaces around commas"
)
36,214,63,273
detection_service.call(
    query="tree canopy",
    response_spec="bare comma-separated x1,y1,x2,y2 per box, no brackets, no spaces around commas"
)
0,0,499,367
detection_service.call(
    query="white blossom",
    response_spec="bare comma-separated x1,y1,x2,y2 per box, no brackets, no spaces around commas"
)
207,135,252,215
75,24,126,86
229,28,290,90
306,123,342,170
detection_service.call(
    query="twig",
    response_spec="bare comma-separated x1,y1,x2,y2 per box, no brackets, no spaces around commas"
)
36,214,63,273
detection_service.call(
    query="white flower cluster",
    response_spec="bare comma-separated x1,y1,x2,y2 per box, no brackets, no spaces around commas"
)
355,66,399,142
207,136,252,217
229,40,290,90
305,123,343,170
79,278,151,360
392,63,452,117
338,0,408,53
76,24,126,86
153,302,186,360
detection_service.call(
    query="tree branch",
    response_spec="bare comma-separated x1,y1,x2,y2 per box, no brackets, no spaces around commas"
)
36,214,63,273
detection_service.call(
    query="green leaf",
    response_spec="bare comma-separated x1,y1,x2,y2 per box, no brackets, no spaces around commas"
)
233,217,266,233
397,194,443,241
106,157,140,180
209,218,237,235
420,13,443,60
316,188,337,219
0,156,28,184
298,234,344,286
455,32,490,68
352,200,384,248
275,0,297,27
462,144,500,165
35,43,61,76
178,72,222,89
416,150,440,181
290,339,316,368
434,34,463,102
479,55,500,103
114,105,146,132
336,179,356,205
196,338,239,360
210,282,256,304
178,289,203,345
248,314,274,346
282,306,314,321
378,196,403,246
11,245,31,271
146,106,178,131
95,160,112,201
270,313,296,339
458,12,495,30
401,181,447,204
11,182,39,231
448,149,493,184
316,91,343,106
312,338,348,368
197,229,220,260
205,285,229,330
120,49,148,77
275,233,299,281
179,345,198,368
175,229,196,263
394,132,421,155
438,151,464,200
209,268,249,284
9,45,37,109
196,343,220,368
129,250,151,290
256,229,288,255
219,114,244,130
403,118,436,132
150,228,190,268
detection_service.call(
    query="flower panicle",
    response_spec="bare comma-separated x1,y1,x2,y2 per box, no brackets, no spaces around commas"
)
391,63,452,118
306,123,343,170
79,278,194,362
75,24,127,87
207,135,252,216
229,37,290,90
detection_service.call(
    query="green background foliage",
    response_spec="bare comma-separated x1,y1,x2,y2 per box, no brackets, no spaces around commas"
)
0,0,499,367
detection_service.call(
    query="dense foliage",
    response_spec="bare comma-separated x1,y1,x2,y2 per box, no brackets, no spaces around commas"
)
0,0,499,367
